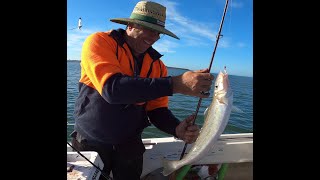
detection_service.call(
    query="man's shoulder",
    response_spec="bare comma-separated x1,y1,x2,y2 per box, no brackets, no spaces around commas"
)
86,29,126,46
91,31,112,39
84,30,116,44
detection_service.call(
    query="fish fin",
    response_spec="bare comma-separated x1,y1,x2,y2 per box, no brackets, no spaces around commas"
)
231,105,244,113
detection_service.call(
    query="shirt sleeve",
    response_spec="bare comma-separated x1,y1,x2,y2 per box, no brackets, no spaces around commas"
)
80,32,122,95
102,73,173,104
147,107,181,137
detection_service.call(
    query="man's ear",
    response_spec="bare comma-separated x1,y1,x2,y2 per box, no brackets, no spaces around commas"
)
127,23,134,30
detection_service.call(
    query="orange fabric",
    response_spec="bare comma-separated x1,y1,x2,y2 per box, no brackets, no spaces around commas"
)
145,59,169,111
80,31,123,94
80,30,169,111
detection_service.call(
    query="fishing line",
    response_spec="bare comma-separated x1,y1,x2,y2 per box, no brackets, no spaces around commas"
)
67,141,113,180
226,0,233,37
179,0,230,161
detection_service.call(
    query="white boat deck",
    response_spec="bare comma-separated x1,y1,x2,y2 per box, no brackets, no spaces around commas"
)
67,133,253,179
141,133,253,177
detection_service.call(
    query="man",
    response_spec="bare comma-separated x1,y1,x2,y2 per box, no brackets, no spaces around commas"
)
71,1,214,179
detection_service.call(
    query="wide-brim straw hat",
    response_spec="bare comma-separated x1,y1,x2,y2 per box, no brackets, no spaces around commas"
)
110,1,179,40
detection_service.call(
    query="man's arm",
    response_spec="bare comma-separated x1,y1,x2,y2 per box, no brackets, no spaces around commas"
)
103,68,214,104
148,108,200,144
102,73,173,104
147,107,180,137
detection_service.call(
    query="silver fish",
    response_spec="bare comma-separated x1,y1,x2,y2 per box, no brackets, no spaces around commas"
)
162,70,233,176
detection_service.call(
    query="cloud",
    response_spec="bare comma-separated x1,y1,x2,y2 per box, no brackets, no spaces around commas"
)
156,0,232,49
230,1,244,8
153,39,178,53
67,0,235,59
162,1,217,40
219,39,231,48
236,42,246,48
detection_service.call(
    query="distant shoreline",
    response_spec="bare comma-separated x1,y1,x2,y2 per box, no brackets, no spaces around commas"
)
67,60,252,78
67,60,190,71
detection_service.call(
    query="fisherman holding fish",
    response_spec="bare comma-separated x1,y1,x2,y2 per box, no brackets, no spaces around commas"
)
70,1,214,179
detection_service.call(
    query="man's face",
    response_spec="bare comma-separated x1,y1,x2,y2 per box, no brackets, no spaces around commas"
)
126,23,160,55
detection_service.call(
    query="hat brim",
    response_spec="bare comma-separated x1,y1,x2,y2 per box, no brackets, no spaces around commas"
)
110,18,179,40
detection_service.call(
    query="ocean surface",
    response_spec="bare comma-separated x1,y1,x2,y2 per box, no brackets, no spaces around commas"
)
67,61,253,142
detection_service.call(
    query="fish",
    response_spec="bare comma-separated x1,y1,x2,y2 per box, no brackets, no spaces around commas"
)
162,70,233,176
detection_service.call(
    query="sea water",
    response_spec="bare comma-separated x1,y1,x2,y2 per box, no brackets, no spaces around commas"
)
67,61,253,141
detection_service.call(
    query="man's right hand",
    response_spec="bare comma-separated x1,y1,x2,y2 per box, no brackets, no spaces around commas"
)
171,68,214,98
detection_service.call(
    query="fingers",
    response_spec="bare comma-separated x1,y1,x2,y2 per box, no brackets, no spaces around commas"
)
186,125,199,132
198,72,214,81
178,115,195,131
184,125,200,144
182,116,199,144
172,70,214,98
193,68,209,73
176,114,200,143
193,68,214,80
194,72,214,98
185,114,196,124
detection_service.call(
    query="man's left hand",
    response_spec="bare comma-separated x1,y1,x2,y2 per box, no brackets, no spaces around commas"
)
175,114,200,144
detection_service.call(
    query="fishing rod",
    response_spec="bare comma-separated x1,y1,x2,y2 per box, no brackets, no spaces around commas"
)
179,0,230,161
67,141,113,180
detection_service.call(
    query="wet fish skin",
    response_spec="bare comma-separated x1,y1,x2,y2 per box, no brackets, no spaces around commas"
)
162,71,233,176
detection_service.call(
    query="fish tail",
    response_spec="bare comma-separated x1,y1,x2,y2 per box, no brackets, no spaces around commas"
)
162,159,179,176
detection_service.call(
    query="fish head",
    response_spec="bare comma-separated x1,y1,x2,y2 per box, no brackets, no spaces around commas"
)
214,71,232,100
214,71,229,92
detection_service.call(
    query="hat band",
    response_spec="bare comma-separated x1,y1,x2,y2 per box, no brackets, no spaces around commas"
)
130,13,165,27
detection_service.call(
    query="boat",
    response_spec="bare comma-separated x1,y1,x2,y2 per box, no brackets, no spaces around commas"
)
67,132,253,180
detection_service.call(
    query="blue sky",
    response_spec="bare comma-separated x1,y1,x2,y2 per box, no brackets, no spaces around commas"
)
67,0,253,77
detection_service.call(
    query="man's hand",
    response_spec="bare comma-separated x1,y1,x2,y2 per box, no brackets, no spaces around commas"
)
175,114,200,144
172,68,214,98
